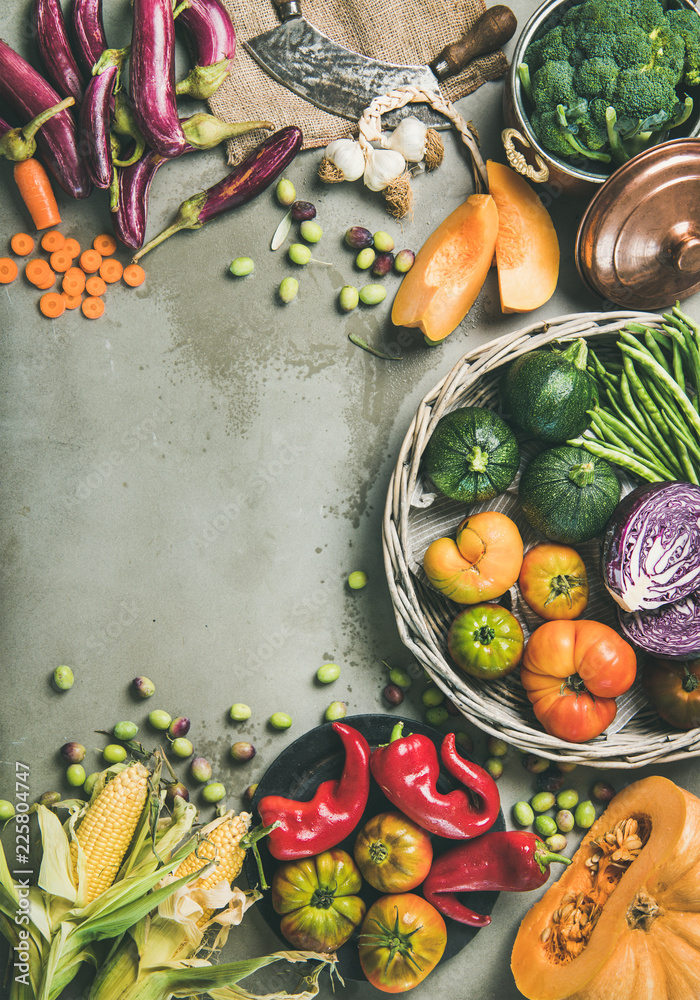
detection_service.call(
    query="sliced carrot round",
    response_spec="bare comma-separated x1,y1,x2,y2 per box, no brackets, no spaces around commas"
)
10,233,34,256
62,266,86,296
40,230,65,253
25,258,53,286
93,233,117,256
40,291,66,318
99,257,123,283
0,258,19,283
82,295,105,319
79,248,102,273
85,274,107,296
49,250,72,273
61,291,82,310
62,237,81,259
123,263,146,287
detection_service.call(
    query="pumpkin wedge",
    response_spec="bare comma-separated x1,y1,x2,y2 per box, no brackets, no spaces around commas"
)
391,193,498,343
486,159,559,314
511,775,700,1000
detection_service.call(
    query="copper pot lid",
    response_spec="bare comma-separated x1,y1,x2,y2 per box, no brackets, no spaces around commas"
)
575,139,700,310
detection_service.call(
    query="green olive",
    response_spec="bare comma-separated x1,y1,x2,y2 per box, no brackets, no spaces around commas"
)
359,283,387,305
278,277,299,302
531,791,556,813
190,757,213,782
388,667,412,689
355,247,376,269
300,220,323,243
555,809,575,833
53,665,74,690
574,800,597,829
288,243,312,265
66,764,87,787
0,799,15,820
483,757,503,780
103,744,127,764
546,833,568,853
556,788,579,810
276,178,296,206
534,814,558,838
148,710,172,731
425,706,449,727
202,781,226,803
339,285,359,312
269,712,292,730
316,663,341,684
171,738,194,758
113,721,138,741
325,701,347,722
513,801,535,827
347,570,368,589
373,231,395,252
83,773,99,796
230,703,252,721
229,256,254,277
486,736,508,757
422,686,444,708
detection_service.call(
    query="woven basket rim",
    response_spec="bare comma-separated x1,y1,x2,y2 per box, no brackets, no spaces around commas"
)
382,310,700,769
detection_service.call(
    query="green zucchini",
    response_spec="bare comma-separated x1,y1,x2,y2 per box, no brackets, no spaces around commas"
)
518,445,621,543
422,406,520,504
500,339,598,444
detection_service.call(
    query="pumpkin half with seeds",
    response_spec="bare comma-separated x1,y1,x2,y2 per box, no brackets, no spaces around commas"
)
511,775,700,1000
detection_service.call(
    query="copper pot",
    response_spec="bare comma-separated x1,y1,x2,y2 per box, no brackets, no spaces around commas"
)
502,0,700,200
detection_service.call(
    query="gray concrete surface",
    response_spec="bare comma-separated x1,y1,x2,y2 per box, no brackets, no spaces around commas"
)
2,0,700,997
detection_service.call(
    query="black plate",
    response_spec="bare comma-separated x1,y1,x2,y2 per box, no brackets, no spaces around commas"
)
245,713,505,982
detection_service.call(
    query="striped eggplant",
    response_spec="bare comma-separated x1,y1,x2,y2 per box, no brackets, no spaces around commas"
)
34,0,84,104
176,0,237,99
129,0,187,158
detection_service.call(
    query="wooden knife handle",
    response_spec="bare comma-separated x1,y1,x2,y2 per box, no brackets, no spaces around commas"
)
429,5,517,80
273,0,302,22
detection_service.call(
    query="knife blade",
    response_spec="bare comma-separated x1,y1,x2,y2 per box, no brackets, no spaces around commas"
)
243,3,517,129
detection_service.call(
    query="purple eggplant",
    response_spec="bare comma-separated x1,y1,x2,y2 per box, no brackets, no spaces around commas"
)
112,148,190,250
71,0,109,76
0,39,91,199
79,48,125,188
0,96,74,161
175,0,237,99
130,0,187,158
132,125,303,261
34,0,84,104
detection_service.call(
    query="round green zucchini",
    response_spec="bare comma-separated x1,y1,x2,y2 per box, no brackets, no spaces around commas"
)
422,406,520,504
518,445,621,543
499,339,598,444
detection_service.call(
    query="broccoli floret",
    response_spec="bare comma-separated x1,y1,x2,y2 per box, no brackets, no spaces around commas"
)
613,67,680,124
523,25,570,73
530,105,611,164
577,108,610,152
647,23,686,84
530,60,577,113
667,7,700,87
612,25,653,68
628,0,666,33
574,58,619,99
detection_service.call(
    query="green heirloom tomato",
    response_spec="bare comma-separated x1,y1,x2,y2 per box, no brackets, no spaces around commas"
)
271,849,366,952
447,602,524,680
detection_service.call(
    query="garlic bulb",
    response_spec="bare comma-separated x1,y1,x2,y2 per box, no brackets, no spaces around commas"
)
363,146,406,192
383,115,429,162
317,137,365,183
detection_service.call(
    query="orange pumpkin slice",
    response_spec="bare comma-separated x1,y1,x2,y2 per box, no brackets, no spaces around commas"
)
486,159,560,315
391,193,499,343
511,775,700,1000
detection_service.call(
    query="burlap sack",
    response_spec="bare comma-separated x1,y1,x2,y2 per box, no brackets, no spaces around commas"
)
209,0,509,163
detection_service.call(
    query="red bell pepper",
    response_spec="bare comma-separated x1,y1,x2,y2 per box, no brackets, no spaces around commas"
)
422,830,572,926
257,722,370,861
369,722,501,840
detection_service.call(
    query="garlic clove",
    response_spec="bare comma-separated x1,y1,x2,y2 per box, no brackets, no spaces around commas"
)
363,147,406,192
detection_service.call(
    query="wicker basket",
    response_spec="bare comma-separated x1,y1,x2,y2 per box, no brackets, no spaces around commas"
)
383,311,700,769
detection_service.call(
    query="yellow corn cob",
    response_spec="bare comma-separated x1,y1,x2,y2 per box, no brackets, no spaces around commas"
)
71,761,150,903
174,811,251,924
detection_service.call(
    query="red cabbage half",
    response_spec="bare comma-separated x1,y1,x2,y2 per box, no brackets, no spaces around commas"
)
602,481,700,612
618,587,700,659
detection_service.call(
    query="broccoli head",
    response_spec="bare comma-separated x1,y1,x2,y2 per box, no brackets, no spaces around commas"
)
574,57,619,99
667,7,700,87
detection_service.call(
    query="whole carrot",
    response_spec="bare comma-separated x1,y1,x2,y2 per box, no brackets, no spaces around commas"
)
14,158,61,229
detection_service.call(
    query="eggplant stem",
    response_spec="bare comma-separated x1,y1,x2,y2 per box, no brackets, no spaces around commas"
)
112,136,147,168
131,191,208,262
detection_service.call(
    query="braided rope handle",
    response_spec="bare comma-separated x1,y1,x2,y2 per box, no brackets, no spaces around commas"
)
501,127,550,183
357,84,488,192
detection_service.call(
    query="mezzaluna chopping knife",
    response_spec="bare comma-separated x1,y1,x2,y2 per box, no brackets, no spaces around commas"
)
243,2,517,127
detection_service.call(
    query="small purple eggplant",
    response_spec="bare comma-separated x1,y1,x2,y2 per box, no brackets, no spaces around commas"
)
111,148,189,250
0,39,91,199
130,0,187,158
34,0,85,105
131,125,303,261
175,0,237,99
0,96,74,161
79,48,125,188
71,0,109,76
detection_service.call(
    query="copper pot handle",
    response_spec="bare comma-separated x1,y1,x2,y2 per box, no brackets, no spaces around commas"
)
501,127,549,183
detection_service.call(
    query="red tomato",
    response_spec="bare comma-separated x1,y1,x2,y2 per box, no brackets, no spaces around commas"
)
358,893,446,993
518,543,589,620
520,619,637,742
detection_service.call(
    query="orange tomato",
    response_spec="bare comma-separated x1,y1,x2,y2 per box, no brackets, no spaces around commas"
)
518,543,589,620
358,893,446,992
423,510,523,604
520,619,637,742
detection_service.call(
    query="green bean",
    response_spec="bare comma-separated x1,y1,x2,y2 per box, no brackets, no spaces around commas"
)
672,337,686,389
619,342,700,438
568,436,666,482
676,435,699,484
590,409,676,477
621,357,679,469
643,375,700,462
643,331,672,374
